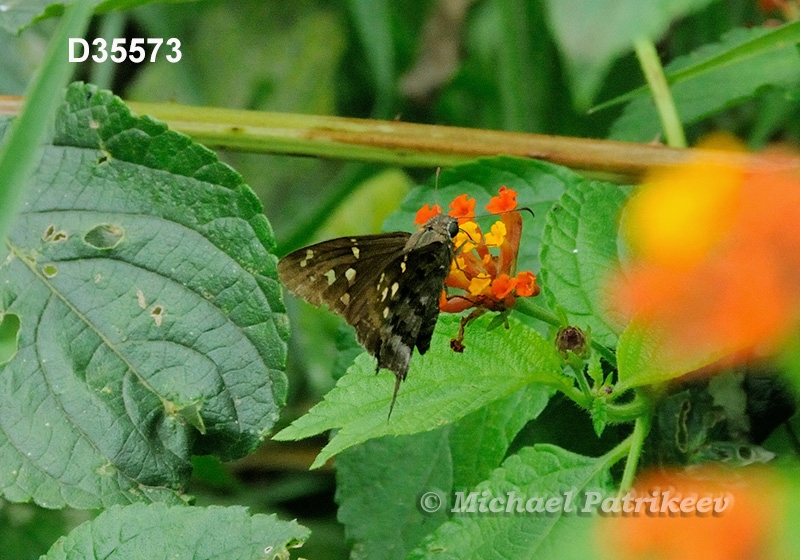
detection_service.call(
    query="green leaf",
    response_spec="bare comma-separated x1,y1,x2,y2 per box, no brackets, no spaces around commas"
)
0,83,288,508
539,180,630,348
384,156,578,274
615,319,729,391
408,445,614,560
336,429,453,560
42,503,309,560
449,384,552,490
591,397,608,438
609,22,800,141
543,0,717,108
347,0,395,117
274,314,567,469
0,1,169,34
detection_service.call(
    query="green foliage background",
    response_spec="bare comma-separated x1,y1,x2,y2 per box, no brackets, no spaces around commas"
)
1,1,800,559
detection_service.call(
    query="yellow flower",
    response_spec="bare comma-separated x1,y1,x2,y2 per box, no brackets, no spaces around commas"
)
468,274,492,296
454,220,481,253
483,220,507,247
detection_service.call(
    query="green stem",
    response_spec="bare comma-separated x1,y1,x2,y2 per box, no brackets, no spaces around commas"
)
568,356,593,403
619,413,652,494
605,391,650,422
633,37,686,148
601,430,634,470
561,384,649,425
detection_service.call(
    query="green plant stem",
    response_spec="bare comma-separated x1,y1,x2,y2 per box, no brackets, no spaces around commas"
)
114,101,727,179
561,385,649,423
0,0,94,257
619,413,652,494
567,355,593,403
601,429,634,470
1,97,786,180
633,37,686,148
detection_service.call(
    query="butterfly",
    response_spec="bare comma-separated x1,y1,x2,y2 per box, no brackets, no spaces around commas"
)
278,213,459,417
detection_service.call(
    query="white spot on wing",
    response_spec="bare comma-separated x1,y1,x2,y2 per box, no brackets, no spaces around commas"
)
324,269,336,285
381,287,388,301
300,249,314,267
391,282,399,298
382,307,389,318
352,246,360,259
340,293,350,306
345,268,357,285
400,261,406,273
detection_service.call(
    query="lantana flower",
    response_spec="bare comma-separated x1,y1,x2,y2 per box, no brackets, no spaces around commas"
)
608,134,800,361
414,186,540,349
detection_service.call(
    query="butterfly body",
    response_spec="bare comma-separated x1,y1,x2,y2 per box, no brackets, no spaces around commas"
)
278,213,458,415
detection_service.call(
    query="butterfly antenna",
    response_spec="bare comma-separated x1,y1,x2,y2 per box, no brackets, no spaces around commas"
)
433,167,442,208
388,375,402,420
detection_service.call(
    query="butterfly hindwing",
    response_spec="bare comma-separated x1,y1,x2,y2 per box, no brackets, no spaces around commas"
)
374,239,453,378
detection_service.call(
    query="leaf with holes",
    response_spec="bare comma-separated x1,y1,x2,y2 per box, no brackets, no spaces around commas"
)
0,83,288,508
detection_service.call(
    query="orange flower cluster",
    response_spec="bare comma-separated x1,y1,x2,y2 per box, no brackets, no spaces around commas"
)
609,135,800,360
415,186,539,315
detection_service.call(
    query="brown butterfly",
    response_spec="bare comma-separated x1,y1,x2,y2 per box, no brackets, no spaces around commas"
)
278,213,458,417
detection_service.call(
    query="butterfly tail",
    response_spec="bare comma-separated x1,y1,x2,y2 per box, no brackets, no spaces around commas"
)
388,374,403,420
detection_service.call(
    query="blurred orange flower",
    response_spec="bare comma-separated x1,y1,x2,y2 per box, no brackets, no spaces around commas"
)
597,467,782,560
610,135,800,359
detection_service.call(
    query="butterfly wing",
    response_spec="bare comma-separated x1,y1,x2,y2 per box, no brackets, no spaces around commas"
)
278,232,411,362
278,214,457,416
373,240,453,379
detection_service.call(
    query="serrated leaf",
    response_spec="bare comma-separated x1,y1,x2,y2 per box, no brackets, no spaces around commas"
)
336,429,453,560
591,397,608,438
409,445,614,560
544,0,716,108
539,180,630,348
274,314,568,469
449,384,552,490
610,23,800,141
42,503,308,560
615,319,729,392
0,83,288,508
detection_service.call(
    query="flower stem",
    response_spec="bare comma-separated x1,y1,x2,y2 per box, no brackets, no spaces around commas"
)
619,413,652,494
633,37,686,148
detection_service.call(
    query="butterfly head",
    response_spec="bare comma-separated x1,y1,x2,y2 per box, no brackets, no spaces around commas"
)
405,212,459,252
